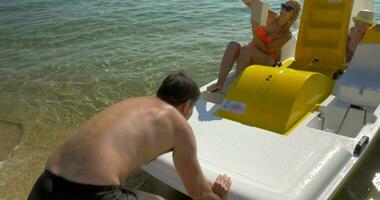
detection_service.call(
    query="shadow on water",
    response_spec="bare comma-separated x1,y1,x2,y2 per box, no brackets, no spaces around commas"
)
0,120,23,165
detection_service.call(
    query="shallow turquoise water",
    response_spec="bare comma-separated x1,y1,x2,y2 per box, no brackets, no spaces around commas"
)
0,0,379,199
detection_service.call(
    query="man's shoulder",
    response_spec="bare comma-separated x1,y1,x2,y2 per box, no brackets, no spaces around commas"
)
115,96,167,109
161,107,192,132
113,96,187,124
163,106,187,123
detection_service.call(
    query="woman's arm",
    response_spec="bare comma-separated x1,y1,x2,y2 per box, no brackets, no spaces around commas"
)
251,21,259,38
255,31,292,52
243,0,277,24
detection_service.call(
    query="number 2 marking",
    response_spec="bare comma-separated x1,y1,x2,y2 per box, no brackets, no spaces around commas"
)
265,75,273,81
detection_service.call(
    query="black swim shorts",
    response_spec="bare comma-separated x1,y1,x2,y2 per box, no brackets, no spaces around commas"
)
27,170,138,200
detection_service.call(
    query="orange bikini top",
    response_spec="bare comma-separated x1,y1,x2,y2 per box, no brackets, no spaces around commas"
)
257,26,272,43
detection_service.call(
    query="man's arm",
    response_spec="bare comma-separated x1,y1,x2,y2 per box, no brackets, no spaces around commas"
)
172,121,230,199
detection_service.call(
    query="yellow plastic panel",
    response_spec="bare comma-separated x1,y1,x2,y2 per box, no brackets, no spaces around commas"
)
216,62,332,134
215,65,274,123
294,0,354,71
362,26,380,44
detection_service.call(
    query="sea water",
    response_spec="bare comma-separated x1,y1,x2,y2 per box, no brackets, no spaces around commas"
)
0,0,379,199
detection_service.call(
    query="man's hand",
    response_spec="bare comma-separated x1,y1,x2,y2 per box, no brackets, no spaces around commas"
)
212,175,232,200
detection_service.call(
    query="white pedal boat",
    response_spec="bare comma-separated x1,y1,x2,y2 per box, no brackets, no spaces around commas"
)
143,0,380,199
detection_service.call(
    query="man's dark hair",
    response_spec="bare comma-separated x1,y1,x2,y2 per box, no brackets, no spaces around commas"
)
157,71,200,106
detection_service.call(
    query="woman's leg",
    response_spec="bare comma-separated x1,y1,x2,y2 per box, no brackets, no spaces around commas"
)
207,41,241,92
250,47,275,66
236,45,274,76
236,45,254,75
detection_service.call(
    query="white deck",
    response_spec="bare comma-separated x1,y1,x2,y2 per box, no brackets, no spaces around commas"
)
144,86,380,199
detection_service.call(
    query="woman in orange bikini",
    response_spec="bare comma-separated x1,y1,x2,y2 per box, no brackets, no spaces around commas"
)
207,0,301,92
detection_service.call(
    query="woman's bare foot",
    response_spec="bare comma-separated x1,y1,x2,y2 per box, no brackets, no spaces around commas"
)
206,83,223,93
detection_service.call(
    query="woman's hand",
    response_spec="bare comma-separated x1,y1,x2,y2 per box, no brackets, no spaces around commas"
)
243,0,267,10
242,0,254,8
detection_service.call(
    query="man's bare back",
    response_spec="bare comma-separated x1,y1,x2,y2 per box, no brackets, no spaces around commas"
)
28,72,231,200
47,97,181,186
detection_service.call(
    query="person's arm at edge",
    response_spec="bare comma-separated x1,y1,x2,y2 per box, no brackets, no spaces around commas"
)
345,29,353,62
172,119,230,200
375,24,380,31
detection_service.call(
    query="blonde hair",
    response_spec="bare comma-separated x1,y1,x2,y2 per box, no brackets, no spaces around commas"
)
281,0,302,35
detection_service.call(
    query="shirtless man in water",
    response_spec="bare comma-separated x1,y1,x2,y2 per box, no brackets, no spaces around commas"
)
28,71,232,200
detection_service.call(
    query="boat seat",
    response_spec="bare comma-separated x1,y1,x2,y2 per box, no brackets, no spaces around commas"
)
334,27,380,107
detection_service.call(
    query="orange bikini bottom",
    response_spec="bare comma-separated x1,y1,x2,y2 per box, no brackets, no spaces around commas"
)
248,42,278,62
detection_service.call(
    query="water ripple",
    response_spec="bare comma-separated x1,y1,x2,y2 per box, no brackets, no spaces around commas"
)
0,0,379,199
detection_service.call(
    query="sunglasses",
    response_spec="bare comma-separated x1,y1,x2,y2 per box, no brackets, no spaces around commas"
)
281,3,294,12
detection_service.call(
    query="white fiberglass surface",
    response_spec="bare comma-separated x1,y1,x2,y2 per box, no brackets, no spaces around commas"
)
188,99,352,198
144,95,380,199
